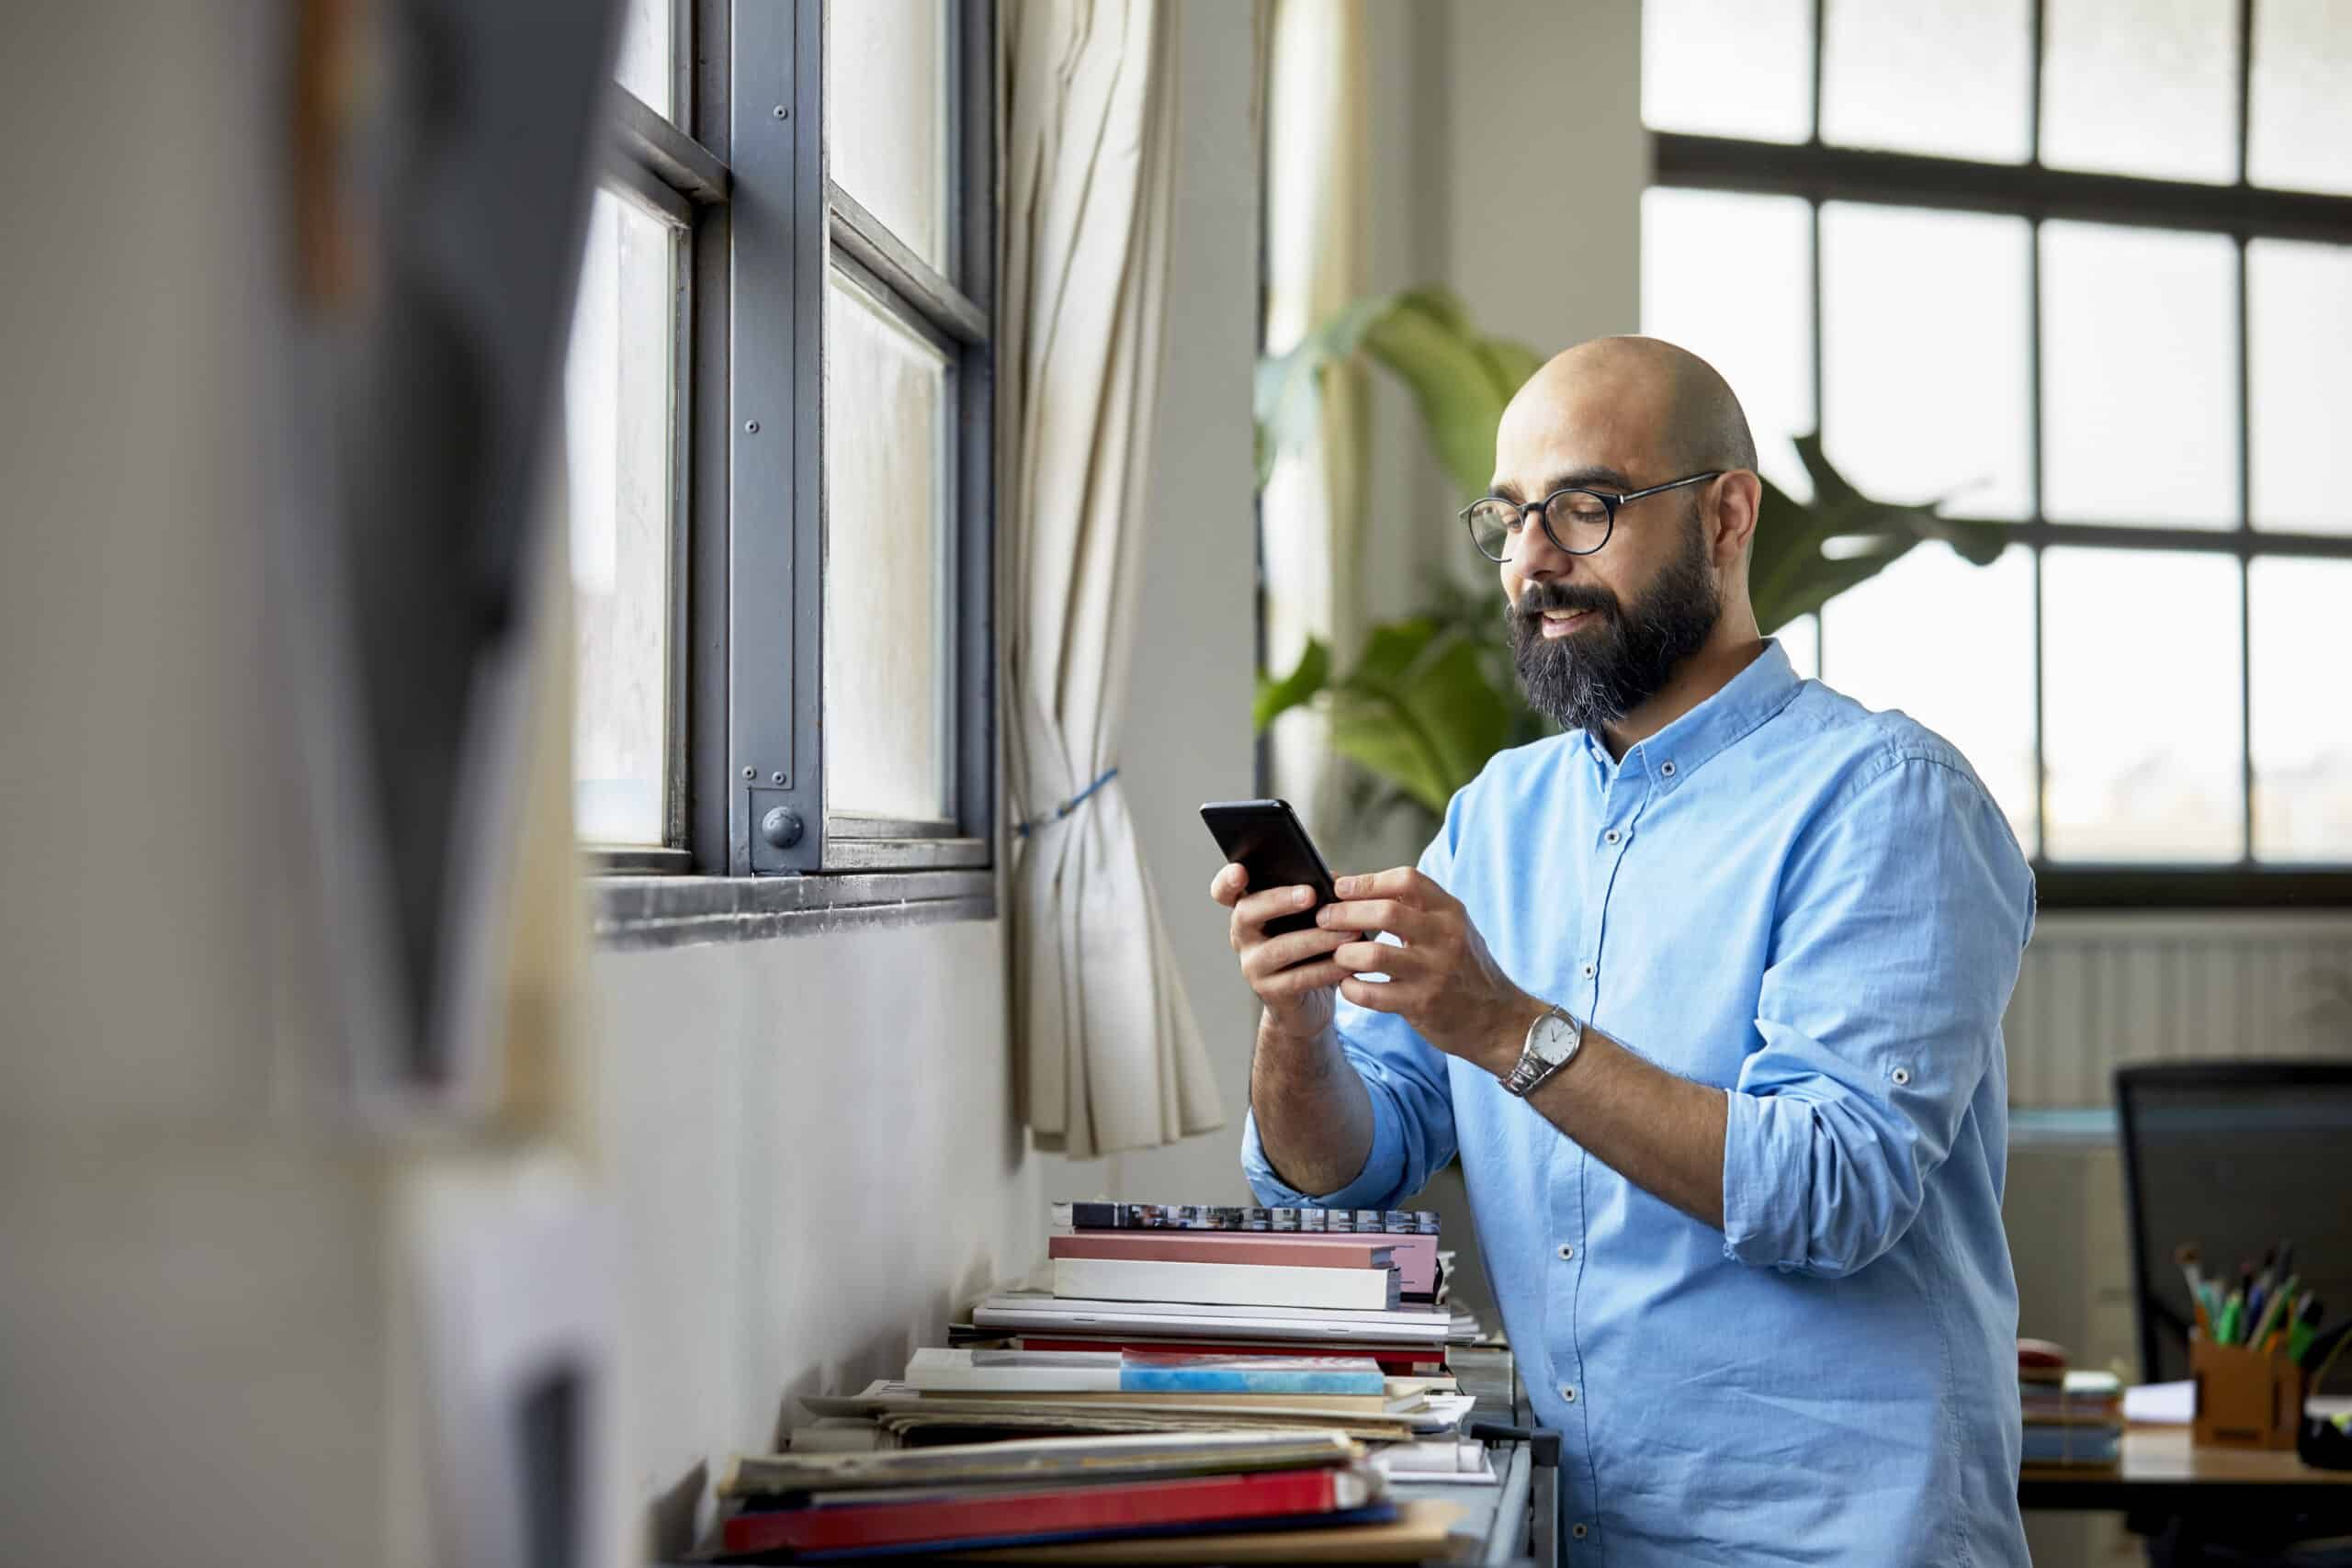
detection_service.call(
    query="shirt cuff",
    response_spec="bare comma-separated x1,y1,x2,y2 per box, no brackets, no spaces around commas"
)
1719,1087,1804,1269
1239,1093,1408,1212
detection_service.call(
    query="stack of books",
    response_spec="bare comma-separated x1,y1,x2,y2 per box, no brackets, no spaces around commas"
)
2018,1337,2123,1469
960,1201,1462,1379
713,1428,1460,1562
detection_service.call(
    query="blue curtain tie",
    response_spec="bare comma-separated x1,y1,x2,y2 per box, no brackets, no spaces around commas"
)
1015,766,1120,839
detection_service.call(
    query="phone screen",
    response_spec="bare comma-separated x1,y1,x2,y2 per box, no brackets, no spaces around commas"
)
1199,798,1338,938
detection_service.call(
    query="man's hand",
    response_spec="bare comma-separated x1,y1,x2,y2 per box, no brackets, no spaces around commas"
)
1209,863,1355,1043
1316,867,1539,1074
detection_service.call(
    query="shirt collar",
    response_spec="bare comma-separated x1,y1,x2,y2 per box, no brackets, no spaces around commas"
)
1576,637,1804,793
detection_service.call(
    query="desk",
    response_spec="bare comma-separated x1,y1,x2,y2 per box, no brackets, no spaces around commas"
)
2020,1426,2352,1519
1378,1343,1556,1567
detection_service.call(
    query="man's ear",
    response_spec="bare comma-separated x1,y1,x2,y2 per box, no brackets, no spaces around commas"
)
1711,470,1762,567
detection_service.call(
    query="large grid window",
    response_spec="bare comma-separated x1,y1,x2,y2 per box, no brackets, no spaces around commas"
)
572,0,996,942
1642,0,2352,904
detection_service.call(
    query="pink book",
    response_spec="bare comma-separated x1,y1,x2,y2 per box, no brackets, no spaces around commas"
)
1051,1230,1438,1298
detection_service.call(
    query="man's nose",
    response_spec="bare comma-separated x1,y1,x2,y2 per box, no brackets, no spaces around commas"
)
1514,507,1579,581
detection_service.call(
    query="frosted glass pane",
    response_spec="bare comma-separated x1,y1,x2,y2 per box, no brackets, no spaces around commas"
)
2041,223,2237,527
1822,204,2031,517
2041,0,2239,184
825,271,948,820
1777,615,1819,681
829,0,951,276
2250,558,2352,861
567,189,677,846
2249,0,2352,196
2041,548,2243,862
616,0,673,119
1822,0,2031,162
1642,0,1813,143
1821,545,2038,856
2249,239,2352,536
1640,188,1815,502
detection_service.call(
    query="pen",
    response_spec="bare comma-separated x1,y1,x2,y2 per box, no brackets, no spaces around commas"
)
2290,1296,2324,1365
2249,1272,2300,1354
2217,1290,2245,1347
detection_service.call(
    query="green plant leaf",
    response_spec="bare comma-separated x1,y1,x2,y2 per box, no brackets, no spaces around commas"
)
1253,292,1398,486
1253,637,1331,732
1358,298,1521,497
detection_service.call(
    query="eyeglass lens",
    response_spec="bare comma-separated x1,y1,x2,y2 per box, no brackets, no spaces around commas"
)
1465,491,1612,561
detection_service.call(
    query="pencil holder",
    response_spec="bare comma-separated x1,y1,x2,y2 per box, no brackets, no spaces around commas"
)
2191,1335,2306,1450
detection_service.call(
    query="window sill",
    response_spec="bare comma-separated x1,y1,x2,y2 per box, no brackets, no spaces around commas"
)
592,869,995,951
2032,866,2352,911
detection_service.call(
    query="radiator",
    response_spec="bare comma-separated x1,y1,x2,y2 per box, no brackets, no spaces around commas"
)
2001,913,2352,1109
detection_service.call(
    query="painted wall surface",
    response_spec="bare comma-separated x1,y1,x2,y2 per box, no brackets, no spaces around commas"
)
589,3,1268,1548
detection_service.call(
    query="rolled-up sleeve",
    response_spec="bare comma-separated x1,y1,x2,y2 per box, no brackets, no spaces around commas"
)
1722,753,2033,1278
1240,1010,1458,1209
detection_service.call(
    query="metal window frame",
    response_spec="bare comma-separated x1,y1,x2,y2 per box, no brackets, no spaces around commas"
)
1650,0,2352,910
589,0,999,943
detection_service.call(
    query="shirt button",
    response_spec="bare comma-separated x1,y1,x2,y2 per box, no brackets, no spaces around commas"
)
1557,1243,1575,1261
1603,829,1621,844
1891,1066,1912,1087
1559,1384,1577,1403
1580,961,1595,978
1572,1523,1590,1540
1660,761,1677,777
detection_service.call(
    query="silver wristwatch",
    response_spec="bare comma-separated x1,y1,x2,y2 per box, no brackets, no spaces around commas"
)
1500,1004,1584,1098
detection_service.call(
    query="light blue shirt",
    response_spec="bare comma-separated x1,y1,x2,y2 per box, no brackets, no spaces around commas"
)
1241,640,2034,1566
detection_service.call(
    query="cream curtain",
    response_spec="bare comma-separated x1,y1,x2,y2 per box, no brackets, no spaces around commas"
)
1000,0,1223,1158
1260,0,1370,840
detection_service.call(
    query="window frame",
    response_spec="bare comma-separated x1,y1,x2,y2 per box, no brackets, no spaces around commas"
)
1647,0,2352,910
588,0,999,945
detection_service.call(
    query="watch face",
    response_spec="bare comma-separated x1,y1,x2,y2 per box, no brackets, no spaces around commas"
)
1532,1012,1579,1066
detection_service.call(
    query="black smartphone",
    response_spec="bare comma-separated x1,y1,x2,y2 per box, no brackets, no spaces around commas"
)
1200,798,1340,938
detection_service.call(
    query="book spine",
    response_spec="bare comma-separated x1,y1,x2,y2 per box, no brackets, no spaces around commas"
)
719,1465,1363,1554
1117,1366,1387,1394
1011,1337,1442,1373
1053,1257,1400,1312
1049,1234,1396,1269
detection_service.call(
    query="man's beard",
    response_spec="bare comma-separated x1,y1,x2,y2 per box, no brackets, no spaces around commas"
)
1507,512,1722,734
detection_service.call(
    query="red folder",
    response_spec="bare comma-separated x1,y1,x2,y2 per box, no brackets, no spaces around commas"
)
720,1463,1372,1555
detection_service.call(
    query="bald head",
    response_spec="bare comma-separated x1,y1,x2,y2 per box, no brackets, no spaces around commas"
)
1509,335,1757,480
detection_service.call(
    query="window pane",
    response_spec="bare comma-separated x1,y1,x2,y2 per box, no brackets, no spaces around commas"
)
567,189,678,846
2041,0,2239,184
829,0,952,277
2250,239,2352,536
2251,558,2352,861
2249,0,2352,197
1821,545,2038,856
1822,204,2031,517
824,271,949,821
1822,0,2031,163
1642,0,1814,144
2041,547,2243,862
1640,188,1815,501
616,0,673,120
2041,223,2237,527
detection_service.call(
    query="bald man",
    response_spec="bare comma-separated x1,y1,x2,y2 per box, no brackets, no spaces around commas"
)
1218,338,2033,1564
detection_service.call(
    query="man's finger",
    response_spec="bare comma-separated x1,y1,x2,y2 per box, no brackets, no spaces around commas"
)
1266,958,1349,997
1331,866,1445,907
1233,884,1320,933
1339,975,1408,1013
1331,939,1414,976
1208,863,1248,906
1317,898,1430,942
1241,926,1353,983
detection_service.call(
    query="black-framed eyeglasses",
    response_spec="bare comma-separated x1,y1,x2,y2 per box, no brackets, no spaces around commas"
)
1459,471,1723,563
